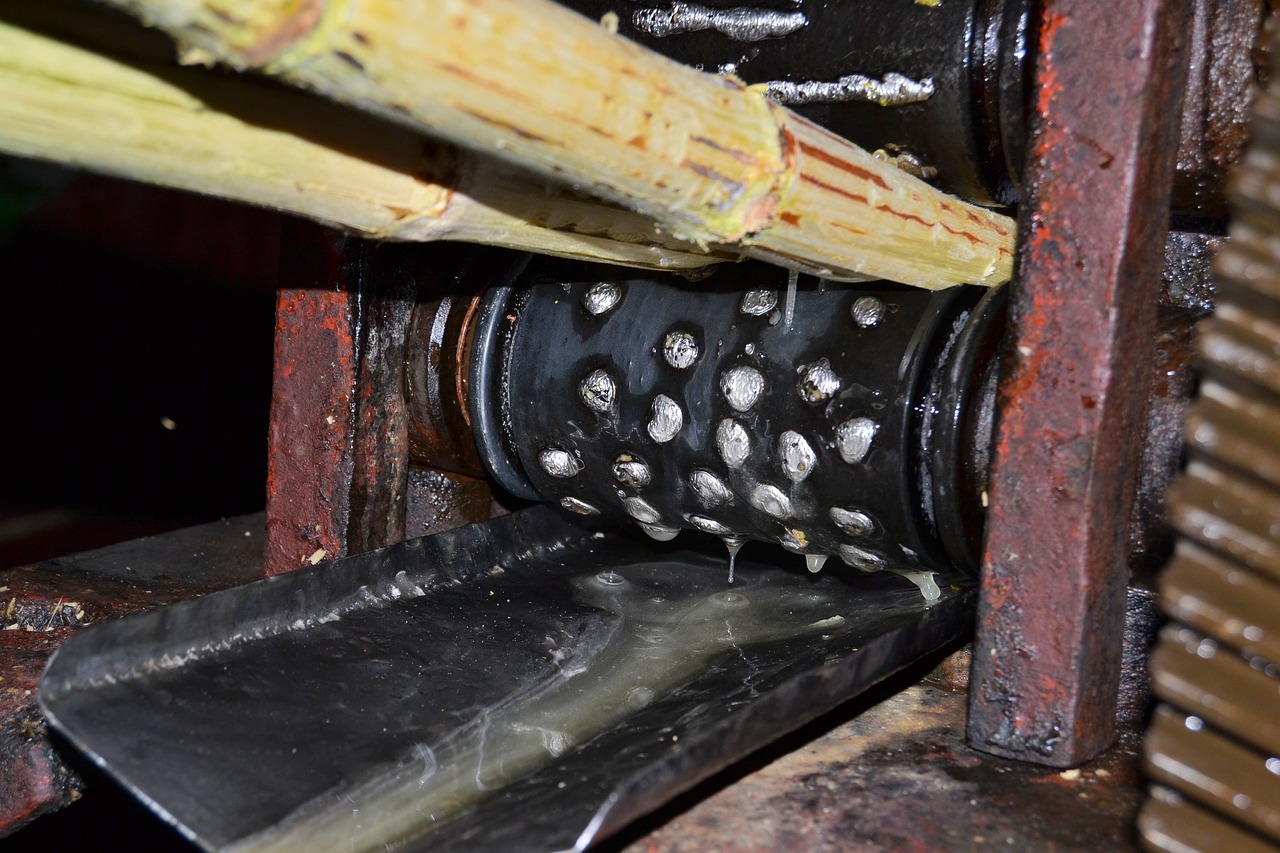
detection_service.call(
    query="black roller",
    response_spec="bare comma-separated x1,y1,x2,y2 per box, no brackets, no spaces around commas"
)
472,259,1005,577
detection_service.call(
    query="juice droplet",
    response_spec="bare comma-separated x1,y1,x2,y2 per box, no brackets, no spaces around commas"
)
891,569,941,603
805,554,829,574
784,270,798,331
721,535,745,584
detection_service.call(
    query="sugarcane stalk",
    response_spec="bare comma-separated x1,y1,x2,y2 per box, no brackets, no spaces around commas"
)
96,0,1016,288
0,4,729,272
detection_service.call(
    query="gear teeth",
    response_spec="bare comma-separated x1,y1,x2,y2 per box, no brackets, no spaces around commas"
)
1141,44,1280,852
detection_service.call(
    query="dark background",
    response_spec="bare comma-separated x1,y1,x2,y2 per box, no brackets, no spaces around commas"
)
0,163,279,569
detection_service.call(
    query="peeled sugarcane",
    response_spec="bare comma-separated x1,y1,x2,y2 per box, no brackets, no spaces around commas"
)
94,0,1016,288
0,3,732,272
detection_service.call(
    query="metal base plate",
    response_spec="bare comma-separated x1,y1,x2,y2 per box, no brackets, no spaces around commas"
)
41,507,972,852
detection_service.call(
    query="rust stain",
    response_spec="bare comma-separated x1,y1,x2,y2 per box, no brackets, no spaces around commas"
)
1035,11,1070,116
939,223,984,246
875,205,933,230
995,347,1051,448
942,199,1009,236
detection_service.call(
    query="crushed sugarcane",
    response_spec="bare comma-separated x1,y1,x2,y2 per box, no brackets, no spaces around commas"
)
91,0,1017,289
0,2,733,273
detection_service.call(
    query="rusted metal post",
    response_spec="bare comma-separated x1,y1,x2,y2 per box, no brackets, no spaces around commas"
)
967,0,1192,766
263,221,415,574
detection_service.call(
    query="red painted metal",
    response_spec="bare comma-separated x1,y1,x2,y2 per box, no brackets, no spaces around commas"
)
967,0,1194,766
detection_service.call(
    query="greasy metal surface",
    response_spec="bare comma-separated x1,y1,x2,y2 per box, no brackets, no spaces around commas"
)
969,0,1193,766
403,467,494,540
1129,308,1202,580
1170,464,1280,579
1131,230,1225,580
404,247,523,479
406,291,487,478
0,516,264,837
485,260,1000,573
1161,231,1224,315
1172,0,1266,220
41,506,972,853
612,684,1147,853
0,712,77,841
264,222,420,575
931,285,1007,574
345,246,417,556
1117,586,1162,730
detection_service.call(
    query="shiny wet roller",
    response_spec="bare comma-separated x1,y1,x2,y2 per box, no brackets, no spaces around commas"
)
469,259,1007,585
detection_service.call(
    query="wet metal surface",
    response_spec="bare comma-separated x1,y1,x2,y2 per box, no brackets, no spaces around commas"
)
403,468,493,540
41,506,972,853
0,521,1159,852
484,265,1002,577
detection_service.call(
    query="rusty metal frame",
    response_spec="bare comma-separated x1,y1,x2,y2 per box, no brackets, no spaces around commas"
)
263,224,496,576
263,222,415,574
968,0,1194,766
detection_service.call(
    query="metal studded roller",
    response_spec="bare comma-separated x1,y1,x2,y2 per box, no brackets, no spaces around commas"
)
470,259,1005,578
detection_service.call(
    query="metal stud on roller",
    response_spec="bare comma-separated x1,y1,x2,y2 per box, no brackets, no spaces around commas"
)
471,257,1007,576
